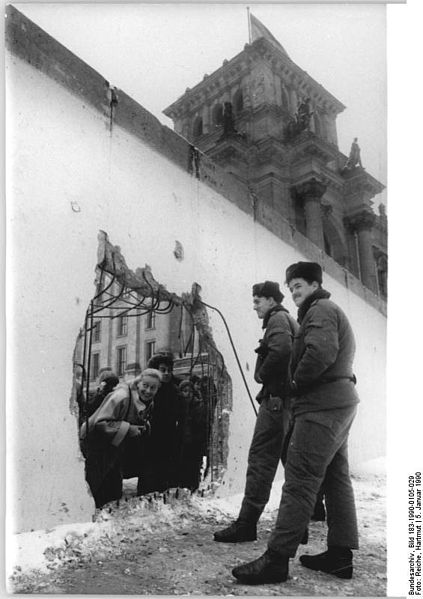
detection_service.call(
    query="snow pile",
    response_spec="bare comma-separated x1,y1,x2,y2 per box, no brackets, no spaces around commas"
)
8,521,106,577
7,488,194,584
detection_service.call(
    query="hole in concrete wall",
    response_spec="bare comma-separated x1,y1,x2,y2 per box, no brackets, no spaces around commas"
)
72,231,231,509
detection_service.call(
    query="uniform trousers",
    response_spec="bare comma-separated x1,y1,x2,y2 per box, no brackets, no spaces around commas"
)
267,405,359,557
238,395,291,524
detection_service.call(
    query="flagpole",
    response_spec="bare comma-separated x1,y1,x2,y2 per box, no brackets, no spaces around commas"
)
247,6,252,44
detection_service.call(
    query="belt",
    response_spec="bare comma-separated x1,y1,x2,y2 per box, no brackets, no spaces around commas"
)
291,374,357,396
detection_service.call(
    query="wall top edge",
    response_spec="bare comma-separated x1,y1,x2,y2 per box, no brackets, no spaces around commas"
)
5,5,387,318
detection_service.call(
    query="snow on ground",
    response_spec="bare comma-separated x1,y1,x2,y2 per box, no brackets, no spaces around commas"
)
7,521,104,575
7,456,386,589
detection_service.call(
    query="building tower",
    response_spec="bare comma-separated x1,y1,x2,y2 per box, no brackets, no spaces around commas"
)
164,19,387,298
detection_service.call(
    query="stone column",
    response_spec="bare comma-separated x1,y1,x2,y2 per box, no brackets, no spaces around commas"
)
289,87,298,112
345,211,377,292
325,113,338,145
293,179,327,249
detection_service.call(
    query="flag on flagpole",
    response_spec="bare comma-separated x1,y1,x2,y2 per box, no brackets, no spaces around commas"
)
249,13,289,57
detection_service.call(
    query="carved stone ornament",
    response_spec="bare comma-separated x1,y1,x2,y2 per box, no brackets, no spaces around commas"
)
344,210,376,233
292,178,327,202
251,73,266,107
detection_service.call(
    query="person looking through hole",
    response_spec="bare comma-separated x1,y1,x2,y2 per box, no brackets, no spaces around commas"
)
177,380,208,491
137,353,183,495
87,370,119,419
190,375,203,400
80,368,161,508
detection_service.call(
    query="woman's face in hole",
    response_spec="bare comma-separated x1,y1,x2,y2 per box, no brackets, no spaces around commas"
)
137,375,160,403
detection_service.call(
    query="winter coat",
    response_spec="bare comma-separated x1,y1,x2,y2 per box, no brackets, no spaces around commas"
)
148,380,184,461
290,288,360,415
80,383,153,447
80,383,154,504
180,393,208,450
254,305,299,402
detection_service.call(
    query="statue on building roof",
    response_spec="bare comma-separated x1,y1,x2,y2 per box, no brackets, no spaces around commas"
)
343,137,363,172
284,97,314,142
296,97,313,132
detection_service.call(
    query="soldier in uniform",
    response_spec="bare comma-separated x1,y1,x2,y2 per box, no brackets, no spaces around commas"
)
214,281,298,543
232,262,359,584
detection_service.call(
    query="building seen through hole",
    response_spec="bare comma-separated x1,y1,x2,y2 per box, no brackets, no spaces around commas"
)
73,249,231,509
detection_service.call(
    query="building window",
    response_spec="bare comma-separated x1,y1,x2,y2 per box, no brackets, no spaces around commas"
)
233,90,243,114
91,352,100,380
376,254,388,299
117,314,128,336
145,340,156,366
116,346,127,377
212,103,223,126
193,116,203,138
93,320,101,343
146,311,156,330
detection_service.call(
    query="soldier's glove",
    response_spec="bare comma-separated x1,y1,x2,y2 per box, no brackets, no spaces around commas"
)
254,340,268,356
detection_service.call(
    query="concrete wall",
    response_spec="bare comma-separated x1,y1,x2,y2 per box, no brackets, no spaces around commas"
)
6,7,386,533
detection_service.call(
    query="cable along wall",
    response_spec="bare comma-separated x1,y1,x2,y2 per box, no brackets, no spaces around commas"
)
72,231,233,501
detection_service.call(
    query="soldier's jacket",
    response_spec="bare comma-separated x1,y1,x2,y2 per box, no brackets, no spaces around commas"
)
254,305,298,402
290,288,360,416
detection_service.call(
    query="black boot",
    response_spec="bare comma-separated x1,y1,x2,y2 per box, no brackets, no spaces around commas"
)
300,546,353,579
214,520,257,543
232,549,289,584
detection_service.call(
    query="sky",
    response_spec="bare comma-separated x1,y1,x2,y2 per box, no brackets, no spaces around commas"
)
15,3,387,206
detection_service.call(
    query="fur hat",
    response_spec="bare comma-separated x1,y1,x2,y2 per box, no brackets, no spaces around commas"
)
148,352,174,370
98,370,119,383
99,370,119,387
285,262,323,285
252,281,284,303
